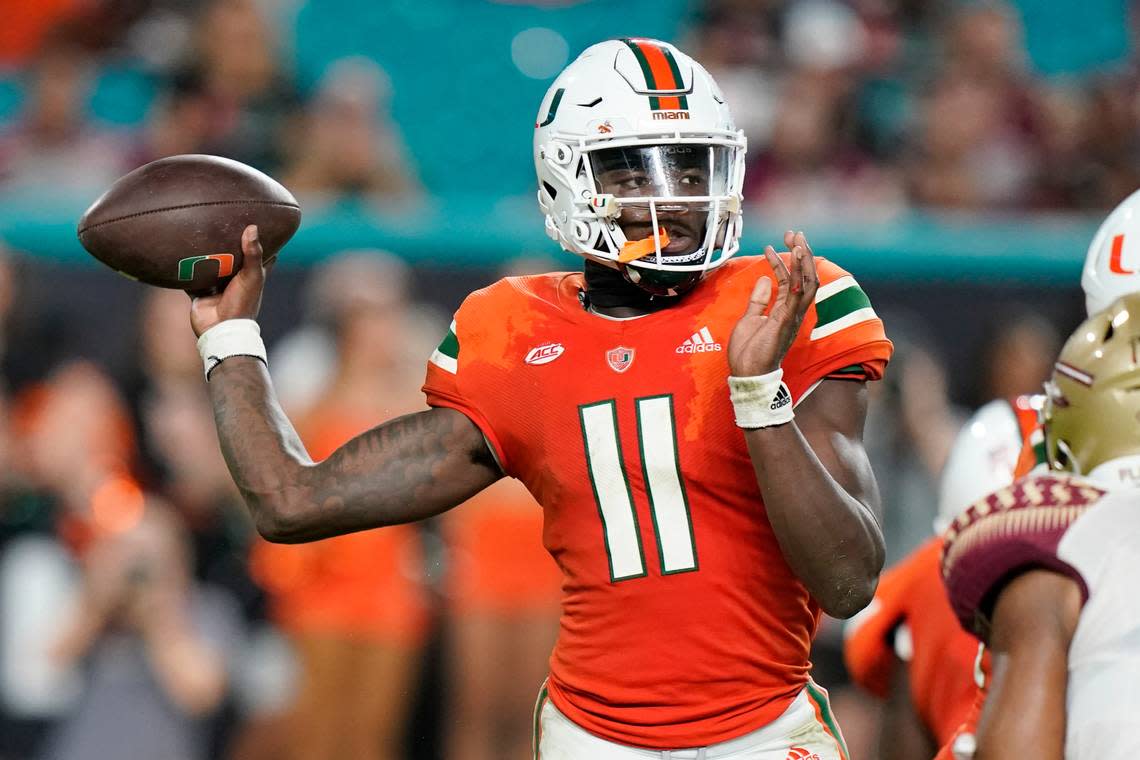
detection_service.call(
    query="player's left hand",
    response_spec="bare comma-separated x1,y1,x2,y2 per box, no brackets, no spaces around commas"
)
728,230,819,376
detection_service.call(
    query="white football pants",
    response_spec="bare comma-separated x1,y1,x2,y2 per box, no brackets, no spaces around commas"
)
534,682,848,760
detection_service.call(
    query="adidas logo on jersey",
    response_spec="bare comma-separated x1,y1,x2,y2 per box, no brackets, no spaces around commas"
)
770,383,792,411
676,327,722,353
784,747,820,760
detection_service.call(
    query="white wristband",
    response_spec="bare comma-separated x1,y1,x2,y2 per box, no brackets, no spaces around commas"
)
728,369,794,429
197,319,267,380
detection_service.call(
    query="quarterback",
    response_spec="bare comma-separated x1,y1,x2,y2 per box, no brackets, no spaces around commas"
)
942,293,1140,758
843,187,1140,760
190,40,892,757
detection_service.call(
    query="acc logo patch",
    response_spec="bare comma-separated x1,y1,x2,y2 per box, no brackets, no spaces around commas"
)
606,346,635,373
525,343,565,366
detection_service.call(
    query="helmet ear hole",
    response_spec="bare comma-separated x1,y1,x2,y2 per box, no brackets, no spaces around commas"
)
1105,321,1115,342
572,220,591,244
542,182,558,201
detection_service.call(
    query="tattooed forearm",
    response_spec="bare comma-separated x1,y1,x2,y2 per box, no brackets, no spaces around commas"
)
208,357,502,543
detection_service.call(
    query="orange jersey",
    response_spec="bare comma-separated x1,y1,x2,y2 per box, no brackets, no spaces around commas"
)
422,255,892,748
1011,394,1047,477
845,396,1039,753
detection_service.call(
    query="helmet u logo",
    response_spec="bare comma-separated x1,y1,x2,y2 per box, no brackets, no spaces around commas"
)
1110,234,1134,275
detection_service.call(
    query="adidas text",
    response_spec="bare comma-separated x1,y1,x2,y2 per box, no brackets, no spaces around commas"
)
676,342,722,354
676,327,722,353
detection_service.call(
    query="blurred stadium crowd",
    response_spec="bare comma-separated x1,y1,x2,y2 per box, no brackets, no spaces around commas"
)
1,0,1136,210
0,0,1133,758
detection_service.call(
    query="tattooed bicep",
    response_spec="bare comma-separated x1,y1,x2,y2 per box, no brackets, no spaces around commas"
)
291,407,504,538
207,357,501,542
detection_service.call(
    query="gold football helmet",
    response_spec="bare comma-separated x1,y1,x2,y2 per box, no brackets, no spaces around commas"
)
1044,292,1140,474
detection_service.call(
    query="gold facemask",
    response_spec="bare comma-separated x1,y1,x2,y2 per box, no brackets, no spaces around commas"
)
1044,292,1140,474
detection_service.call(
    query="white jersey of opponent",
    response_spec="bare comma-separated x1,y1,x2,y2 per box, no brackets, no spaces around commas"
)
1059,457,1140,757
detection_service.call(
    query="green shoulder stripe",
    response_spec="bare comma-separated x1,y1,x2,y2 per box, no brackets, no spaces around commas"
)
429,320,459,374
828,364,868,378
437,325,458,360
1030,428,1047,467
812,275,877,340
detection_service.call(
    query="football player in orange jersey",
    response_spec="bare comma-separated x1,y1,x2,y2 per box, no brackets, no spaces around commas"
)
844,186,1140,760
188,39,892,758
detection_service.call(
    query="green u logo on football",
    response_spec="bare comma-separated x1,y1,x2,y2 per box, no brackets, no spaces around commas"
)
178,253,235,281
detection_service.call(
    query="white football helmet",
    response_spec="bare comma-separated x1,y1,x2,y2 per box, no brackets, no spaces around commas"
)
1082,187,1140,316
533,38,747,296
934,397,1041,533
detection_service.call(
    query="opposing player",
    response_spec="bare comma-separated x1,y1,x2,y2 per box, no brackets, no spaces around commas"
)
942,292,1140,757
190,39,892,756
843,397,1038,759
844,186,1140,759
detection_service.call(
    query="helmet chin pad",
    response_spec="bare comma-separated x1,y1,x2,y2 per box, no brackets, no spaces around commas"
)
621,259,707,297
616,224,715,296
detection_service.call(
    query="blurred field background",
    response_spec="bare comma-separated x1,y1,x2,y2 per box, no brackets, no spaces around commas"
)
0,0,1133,758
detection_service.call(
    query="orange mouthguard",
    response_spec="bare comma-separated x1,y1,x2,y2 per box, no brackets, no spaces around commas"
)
618,228,670,263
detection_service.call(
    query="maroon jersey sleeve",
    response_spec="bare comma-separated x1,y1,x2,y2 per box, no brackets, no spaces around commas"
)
940,473,1102,641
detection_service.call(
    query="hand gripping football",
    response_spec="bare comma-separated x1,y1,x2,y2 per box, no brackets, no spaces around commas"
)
77,154,301,293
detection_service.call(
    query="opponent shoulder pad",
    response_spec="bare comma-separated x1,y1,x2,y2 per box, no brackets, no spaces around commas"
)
941,473,1104,641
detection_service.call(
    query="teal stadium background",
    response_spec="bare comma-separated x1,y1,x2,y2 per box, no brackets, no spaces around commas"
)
0,0,1130,279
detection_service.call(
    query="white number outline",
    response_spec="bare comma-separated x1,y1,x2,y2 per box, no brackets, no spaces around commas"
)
578,395,698,582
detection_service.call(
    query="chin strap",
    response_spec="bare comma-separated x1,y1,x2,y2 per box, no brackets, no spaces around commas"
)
581,260,671,310
618,228,669,263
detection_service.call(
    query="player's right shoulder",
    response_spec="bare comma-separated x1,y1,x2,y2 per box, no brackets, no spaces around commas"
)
456,271,580,321
429,272,577,377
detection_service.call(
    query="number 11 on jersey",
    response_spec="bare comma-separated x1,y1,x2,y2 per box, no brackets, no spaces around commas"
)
578,395,698,582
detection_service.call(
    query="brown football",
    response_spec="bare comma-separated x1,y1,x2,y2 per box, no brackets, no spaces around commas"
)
77,154,301,293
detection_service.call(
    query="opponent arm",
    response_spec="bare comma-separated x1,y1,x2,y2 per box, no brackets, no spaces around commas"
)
973,569,1079,760
192,227,502,543
729,232,884,618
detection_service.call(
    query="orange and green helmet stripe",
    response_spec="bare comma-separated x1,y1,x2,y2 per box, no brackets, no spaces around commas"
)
537,87,565,128
621,38,689,111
